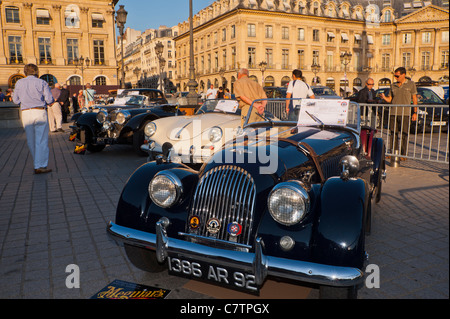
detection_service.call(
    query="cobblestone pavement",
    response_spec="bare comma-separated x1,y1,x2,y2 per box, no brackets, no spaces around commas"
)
0,123,448,299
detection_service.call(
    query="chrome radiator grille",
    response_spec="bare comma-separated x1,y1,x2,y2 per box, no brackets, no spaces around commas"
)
188,165,256,246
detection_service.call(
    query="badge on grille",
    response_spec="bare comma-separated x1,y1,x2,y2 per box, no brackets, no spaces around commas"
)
189,216,200,229
206,218,221,234
227,222,242,237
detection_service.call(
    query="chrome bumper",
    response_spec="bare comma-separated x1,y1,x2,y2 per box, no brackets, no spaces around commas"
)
107,218,364,288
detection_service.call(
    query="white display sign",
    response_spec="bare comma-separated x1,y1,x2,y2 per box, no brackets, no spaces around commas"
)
297,99,349,126
215,100,239,113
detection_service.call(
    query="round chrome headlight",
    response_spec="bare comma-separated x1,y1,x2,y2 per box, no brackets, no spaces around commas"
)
208,127,223,143
144,122,157,137
148,172,183,208
268,181,310,226
115,110,131,125
96,109,108,124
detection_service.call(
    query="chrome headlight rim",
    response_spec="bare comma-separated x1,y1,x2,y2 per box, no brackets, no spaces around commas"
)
115,110,131,125
267,181,310,226
148,171,183,208
144,122,157,137
96,108,108,124
208,126,223,143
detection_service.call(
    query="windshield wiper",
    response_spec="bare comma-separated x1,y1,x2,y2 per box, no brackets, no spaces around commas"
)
305,111,325,128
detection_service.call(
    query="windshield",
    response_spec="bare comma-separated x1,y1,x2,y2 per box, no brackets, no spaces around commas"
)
244,98,360,131
312,87,338,96
125,95,146,106
195,99,241,115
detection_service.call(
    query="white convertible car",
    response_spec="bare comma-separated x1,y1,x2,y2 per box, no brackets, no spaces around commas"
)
141,99,241,165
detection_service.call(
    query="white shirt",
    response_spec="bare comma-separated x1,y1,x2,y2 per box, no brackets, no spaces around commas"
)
206,88,217,99
287,80,314,99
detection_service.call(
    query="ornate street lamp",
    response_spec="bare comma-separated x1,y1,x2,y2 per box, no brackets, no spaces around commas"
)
259,61,267,87
155,41,165,92
116,5,128,89
340,51,352,97
74,56,91,92
186,0,199,105
311,62,321,85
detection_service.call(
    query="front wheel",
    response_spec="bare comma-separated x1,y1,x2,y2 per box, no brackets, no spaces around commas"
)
319,285,358,299
87,143,105,152
124,244,166,273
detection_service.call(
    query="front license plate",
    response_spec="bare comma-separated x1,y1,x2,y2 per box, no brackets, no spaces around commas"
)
431,121,446,126
168,256,259,293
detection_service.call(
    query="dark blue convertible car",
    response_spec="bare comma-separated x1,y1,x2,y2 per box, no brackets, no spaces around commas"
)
107,98,386,298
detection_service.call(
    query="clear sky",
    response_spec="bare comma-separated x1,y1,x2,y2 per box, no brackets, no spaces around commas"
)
115,0,216,31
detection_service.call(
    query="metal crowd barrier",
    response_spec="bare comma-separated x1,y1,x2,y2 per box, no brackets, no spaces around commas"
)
359,103,449,164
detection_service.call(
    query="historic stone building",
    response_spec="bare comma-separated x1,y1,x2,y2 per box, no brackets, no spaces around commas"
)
0,0,118,90
117,25,179,90
174,0,449,95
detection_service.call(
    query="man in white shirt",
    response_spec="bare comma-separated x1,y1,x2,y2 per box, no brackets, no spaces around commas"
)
206,84,217,100
286,69,315,120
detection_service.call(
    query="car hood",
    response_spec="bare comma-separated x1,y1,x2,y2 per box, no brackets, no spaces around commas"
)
204,125,356,182
156,112,240,141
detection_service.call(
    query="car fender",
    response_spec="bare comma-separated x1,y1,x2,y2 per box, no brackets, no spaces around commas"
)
371,138,385,184
75,113,100,132
312,177,369,269
71,112,83,123
122,112,160,133
115,162,197,237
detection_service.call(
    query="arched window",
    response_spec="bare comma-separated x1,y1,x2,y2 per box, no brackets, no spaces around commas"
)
312,76,321,85
281,76,290,87
249,75,258,83
378,78,391,87
68,75,81,85
353,78,362,87
8,74,25,89
264,76,275,86
95,76,106,86
40,74,57,87
326,78,335,90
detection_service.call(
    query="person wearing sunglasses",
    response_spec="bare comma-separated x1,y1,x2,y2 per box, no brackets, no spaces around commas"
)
380,67,418,160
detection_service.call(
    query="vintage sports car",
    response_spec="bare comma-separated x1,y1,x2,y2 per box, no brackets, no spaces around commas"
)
70,90,180,154
141,99,241,166
107,98,386,298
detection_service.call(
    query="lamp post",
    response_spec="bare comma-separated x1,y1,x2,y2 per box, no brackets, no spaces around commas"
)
408,67,416,80
340,51,352,97
133,67,141,88
116,5,128,89
155,41,165,92
311,62,321,85
259,61,267,87
74,56,91,93
186,0,198,105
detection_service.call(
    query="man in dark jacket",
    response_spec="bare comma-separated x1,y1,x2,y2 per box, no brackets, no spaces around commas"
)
356,78,376,104
355,78,377,127
59,84,70,123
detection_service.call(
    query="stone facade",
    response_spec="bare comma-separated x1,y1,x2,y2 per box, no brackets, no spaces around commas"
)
174,0,449,94
0,0,118,90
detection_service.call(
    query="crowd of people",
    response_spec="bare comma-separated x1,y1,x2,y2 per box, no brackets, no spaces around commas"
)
6,63,417,175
